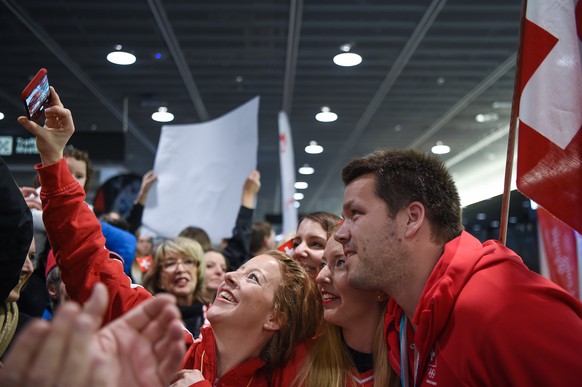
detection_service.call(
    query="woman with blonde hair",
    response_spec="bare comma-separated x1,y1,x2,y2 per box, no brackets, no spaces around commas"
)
274,227,398,387
142,237,206,336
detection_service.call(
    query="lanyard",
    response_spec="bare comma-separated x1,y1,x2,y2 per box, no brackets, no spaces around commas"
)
399,315,419,387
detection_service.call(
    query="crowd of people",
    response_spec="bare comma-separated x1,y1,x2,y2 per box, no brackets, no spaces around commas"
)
0,86,581,386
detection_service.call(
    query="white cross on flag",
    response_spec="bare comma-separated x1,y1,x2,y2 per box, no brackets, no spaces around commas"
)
516,0,582,233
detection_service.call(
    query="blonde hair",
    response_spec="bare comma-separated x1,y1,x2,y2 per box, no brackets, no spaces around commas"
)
142,237,206,300
293,300,394,387
260,250,323,369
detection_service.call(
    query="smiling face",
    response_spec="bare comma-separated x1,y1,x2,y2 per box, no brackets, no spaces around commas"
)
157,252,200,305
316,236,383,328
292,219,328,276
6,239,35,303
208,254,282,332
204,250,227,293
335,173,410,294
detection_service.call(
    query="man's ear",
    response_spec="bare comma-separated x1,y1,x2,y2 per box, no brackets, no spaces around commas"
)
404,201,425,239
47,282,58,299
263,312,282,331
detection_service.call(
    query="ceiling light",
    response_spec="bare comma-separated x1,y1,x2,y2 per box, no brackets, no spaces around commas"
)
492,101,512,110
294,201,301,208
475,112,499,123
315,106,338,122
305,141,323,154
316,107,338,123
298,164,315,175
293,192,304,200
436,77,446,86
0,112,4,120
295,181,308,189
431,141,450,155
151,107,174,122
333,44,362,67
107,45,136,65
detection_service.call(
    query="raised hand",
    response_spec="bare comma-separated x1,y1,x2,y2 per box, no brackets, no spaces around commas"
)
17,86,75,166
92,293,185,386
0,284,184,387
241,169,261,209
19,186,42,211
0,283,108,386
136,170,158,205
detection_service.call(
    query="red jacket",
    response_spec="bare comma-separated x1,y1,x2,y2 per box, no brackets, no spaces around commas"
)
38,160,152,325
385,231,582,386
181,326,268,387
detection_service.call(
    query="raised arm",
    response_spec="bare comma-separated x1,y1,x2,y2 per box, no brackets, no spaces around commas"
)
17,87,152,324
222,169,260,271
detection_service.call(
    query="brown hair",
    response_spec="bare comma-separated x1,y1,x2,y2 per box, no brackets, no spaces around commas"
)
342,148,463,244
179,226,212,251
298,212,342,240
142,237,206,299
250,221,273,255
63,145,93,191
261,250,323,369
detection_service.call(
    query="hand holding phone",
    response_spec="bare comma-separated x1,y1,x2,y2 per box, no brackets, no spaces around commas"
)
21,68,51,123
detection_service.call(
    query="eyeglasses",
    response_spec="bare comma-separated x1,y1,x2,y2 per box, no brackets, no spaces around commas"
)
161,257,199,271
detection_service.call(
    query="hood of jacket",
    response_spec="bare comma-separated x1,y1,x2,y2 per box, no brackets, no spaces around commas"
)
385,231,524,375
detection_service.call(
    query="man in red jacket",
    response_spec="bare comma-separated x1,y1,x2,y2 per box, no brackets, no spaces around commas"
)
335,149,582,386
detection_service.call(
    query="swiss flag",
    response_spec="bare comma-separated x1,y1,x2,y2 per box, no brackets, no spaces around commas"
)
516,0,582,233
277,238,295,256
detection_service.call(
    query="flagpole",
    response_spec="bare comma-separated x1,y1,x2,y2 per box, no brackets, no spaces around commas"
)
499,0,527,245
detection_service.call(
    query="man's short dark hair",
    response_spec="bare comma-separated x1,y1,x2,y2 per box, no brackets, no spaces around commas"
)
342,148,463,244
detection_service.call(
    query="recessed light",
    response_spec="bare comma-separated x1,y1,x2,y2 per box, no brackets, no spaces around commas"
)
295,181,308,189
0,112,4,120
152,107,174,122
333,44,362,67
294,201,301,208
315,106,338,122
475,112,499,123
298,164,315,175
305,141,323,154
107,45,136,65
431,141,450,155
436,77,446,86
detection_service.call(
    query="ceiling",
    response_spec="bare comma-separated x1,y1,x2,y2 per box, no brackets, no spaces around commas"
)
0,0,523,224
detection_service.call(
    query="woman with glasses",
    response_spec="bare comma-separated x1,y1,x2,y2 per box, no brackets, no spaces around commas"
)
142,237,206,337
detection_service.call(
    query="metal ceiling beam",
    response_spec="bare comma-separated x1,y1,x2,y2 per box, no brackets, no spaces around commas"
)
407,52,516,149
1,0,157,154
306,0,448,212
147,0,209,121
282,0,304,114
445,124,509,168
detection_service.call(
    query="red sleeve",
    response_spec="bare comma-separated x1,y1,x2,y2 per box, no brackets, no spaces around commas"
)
38,159,152,325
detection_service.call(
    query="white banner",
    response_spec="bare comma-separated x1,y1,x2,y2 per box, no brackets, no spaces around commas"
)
142,97,259,243
278,111,297,235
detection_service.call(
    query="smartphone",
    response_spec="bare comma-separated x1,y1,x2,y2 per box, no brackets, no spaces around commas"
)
21,68,51,122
